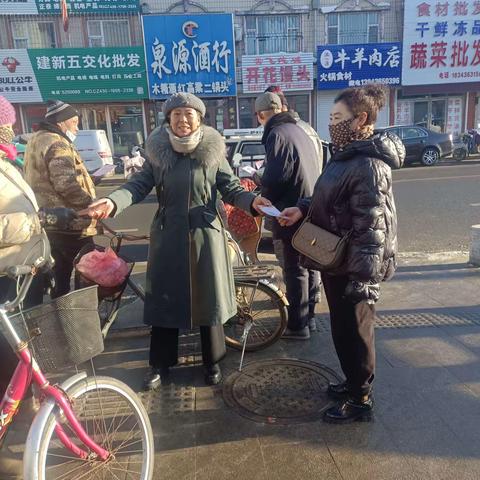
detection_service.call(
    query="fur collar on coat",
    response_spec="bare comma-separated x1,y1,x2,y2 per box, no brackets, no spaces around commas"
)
145,124,226,177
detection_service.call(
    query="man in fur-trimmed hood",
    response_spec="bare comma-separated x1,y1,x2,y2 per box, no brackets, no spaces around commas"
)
79,93,271,390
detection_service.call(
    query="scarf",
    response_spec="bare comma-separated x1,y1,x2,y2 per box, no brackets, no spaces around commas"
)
166,126,204,154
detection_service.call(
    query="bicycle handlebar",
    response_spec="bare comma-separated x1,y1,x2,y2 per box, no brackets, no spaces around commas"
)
99,220,150,242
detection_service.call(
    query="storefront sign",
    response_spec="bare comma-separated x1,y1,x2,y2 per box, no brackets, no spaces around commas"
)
317,43,402,90
403,1,480,85
396,100,414,125
142,14,236,98
446,97,463,136
0,47,147,102
0,50,43,103
241,53,314,93
0,0,139,14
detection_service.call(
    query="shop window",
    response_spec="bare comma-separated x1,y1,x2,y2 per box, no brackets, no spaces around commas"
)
22,105,46,132
109,104,144,156
244,15,302,55
12,21,56,48
327,12,379,45
87,20,131,47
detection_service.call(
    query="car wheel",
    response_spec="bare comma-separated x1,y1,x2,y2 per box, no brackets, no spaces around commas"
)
421,147,440,166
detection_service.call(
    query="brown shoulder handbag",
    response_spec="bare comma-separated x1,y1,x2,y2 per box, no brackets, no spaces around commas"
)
291,209,352,271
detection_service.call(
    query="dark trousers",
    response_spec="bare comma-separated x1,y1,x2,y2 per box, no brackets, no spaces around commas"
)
273,237,309,330
308,270,321,318
149,325,227,368
47,232,94,298
321,273,376,398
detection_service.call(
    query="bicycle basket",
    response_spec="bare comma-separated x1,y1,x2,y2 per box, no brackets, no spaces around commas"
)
10,286,104,373
73,243,134,301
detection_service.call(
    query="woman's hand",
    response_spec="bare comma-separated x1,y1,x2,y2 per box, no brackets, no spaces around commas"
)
278,207,303,227
252,196,272,215
78,198,115,220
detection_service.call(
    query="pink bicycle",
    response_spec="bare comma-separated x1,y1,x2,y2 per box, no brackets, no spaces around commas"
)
0,260,154,479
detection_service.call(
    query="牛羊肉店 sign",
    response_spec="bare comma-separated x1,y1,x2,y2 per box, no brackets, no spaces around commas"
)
0,47,148,102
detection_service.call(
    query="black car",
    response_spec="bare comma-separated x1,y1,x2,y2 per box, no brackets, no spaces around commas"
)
379,125,453,166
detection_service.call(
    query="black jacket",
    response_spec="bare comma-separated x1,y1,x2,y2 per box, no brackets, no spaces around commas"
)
299,131,405,283
261,112,321,238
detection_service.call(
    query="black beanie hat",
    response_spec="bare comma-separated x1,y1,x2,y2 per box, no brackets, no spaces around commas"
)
45,100,79,123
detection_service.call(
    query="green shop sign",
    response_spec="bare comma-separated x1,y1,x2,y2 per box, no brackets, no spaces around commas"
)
36,0,140,14
28,47,148,101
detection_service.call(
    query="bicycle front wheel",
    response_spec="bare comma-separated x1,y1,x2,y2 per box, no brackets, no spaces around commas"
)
33,376,154,480
224,279,288,352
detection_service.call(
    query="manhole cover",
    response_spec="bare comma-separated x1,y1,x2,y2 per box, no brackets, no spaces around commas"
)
223,358,342,425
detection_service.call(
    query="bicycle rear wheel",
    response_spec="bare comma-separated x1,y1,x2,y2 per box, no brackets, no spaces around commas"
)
224,279,288,352
32,376,154,480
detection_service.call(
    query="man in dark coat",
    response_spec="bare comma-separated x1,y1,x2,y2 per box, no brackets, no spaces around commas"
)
255,92,320,339
264,86,324,330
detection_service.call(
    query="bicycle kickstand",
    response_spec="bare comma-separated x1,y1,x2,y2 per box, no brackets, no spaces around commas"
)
238,319,252,372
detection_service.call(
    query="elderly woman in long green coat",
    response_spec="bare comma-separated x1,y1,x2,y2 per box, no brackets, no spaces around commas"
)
81,93,271,389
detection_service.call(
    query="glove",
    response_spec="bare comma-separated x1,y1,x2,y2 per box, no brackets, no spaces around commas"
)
38,207,78,231
344,280,380,305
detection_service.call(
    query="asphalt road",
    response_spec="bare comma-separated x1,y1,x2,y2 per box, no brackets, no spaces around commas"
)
97,156,480,258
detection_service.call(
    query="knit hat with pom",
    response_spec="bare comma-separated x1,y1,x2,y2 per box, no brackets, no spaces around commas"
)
0,96,16,126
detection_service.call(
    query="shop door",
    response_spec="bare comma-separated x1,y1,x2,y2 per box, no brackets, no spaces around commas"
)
413,101,429,128
431,99,446,132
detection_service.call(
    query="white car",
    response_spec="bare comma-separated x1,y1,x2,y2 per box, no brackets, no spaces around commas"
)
74,130,113,174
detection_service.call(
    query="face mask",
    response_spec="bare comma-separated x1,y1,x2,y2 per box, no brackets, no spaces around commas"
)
329,119,375,150
0,125,14,145
65,130,77,143
328,119,356,150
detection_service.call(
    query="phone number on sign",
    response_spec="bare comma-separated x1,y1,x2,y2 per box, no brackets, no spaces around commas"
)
348,77,400,86
84,88,135,94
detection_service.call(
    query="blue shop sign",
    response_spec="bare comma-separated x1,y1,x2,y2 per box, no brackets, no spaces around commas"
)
317,43,402,90
142,14,237,98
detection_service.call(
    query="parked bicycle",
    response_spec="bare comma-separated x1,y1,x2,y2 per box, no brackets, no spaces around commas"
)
75,222,288,356
0,259,154,479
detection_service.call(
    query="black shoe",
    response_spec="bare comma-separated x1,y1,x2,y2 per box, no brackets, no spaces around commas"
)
323,396,374,424
204,364,222,386
281,326,311,340
327,381,350,399
143,366,169,391
0,447,22,480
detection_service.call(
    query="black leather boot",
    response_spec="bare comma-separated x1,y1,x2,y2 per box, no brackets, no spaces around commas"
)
323,396,373,424
143,366,169,391
327,381,350,399
204,364,222,386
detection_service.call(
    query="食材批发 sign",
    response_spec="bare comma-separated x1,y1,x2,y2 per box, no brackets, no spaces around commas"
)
402,1,480,85
142,14,237,98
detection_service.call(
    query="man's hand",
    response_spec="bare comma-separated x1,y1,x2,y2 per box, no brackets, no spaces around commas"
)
344,281,380,305
277,207,303,227
39,207,78,230
78,198,115,220
252,196,272,215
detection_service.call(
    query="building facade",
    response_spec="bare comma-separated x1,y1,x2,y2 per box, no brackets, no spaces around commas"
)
1,0,479,153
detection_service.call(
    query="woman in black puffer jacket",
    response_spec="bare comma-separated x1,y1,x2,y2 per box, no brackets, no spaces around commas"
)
279,85,405,423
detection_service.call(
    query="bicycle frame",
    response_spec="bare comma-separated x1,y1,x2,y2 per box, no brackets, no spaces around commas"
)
0,287,110,462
